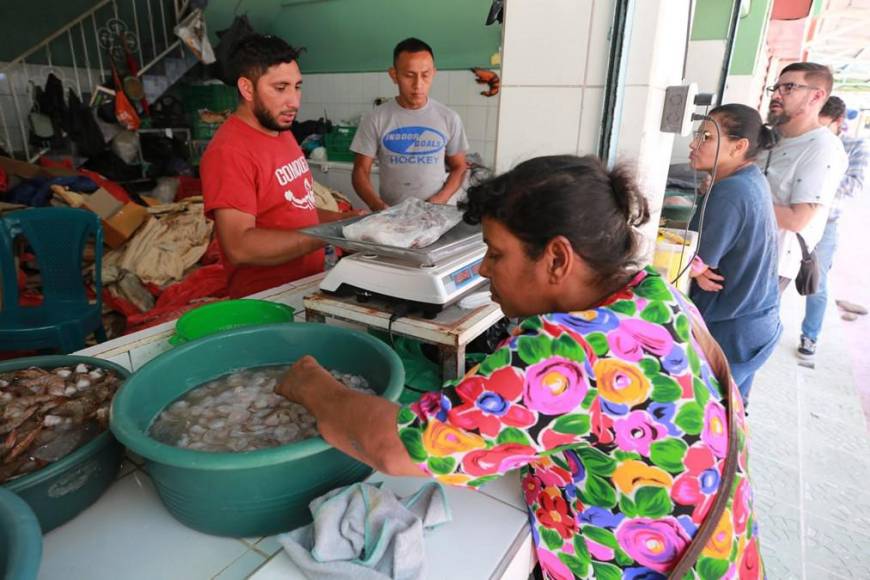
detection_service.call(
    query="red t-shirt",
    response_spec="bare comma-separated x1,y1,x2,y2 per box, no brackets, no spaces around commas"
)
202,116,324,298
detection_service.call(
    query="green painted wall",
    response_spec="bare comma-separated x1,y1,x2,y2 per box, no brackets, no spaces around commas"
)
0,0,177,69
691,0,735,40
690,0,772,76
0,0,97,62
204,0,501,73
729,0,772,75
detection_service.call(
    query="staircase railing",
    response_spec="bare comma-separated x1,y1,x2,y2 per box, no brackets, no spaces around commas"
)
0,0,190,161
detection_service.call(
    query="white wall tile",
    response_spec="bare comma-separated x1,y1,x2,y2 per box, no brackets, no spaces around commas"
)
462,106,488,141
429,72,450,103
483,141,496,167
361,72,382,103
468,139,486,157
486,104,499,141
578,87,604,155
586,0,616,86
625,0,661,86
501,0,592,87
335,73,363,104
379,73,396,98
301,74,324,104
495,86,582,173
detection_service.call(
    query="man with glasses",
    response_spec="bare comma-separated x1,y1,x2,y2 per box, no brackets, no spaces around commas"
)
762,63,847,310
797,96,868,360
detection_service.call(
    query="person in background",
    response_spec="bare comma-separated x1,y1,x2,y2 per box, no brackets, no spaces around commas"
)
797,96,869,360
276,155,764,579
350,38,468,211
686,104,782,403
201,34,354,299
763,62,848,295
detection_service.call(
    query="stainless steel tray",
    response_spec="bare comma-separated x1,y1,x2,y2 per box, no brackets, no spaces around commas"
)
300,215,483,265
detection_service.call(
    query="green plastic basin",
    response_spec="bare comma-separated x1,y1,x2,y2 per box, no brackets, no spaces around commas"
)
110,322,405,537
0,487,42,580
1,355,130,533
169,300,296,346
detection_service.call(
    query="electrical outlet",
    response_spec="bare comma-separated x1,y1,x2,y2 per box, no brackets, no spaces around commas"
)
660,83,698,136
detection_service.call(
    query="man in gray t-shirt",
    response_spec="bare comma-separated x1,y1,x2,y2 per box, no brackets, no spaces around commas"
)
350,38,468,210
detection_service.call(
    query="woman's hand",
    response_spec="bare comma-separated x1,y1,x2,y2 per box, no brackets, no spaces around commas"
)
695,268,725,292
275,355,341,406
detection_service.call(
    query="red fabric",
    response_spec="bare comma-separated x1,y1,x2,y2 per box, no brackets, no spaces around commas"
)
37,157,75,171
124,264,228,334
0,166,7,192
200,237,222,265
201,116,324,299
176,175,202,200
77,169,132,203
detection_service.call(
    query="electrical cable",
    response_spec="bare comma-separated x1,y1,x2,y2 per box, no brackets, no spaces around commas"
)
671,112,721,285
387,302,412,347
669,104,709,282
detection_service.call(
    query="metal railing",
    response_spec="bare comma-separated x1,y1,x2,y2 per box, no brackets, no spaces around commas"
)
0,0,189,161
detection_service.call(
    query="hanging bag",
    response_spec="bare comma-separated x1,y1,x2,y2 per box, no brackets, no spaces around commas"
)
794,233,821,296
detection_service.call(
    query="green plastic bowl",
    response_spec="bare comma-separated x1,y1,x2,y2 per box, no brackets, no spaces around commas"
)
110,322,405,537
169,300,296,346
0,487,42,580
1,355,130,533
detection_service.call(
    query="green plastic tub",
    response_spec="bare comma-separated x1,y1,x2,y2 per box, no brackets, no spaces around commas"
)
0,487,42,580
169,299,296,346
1,355,130,533
110,323,405,537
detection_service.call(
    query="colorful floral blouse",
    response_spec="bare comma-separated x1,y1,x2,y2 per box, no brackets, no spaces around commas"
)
397,268,763,579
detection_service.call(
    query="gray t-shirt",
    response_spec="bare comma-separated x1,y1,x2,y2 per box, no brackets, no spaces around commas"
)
762,127,847,278
350,98,468,205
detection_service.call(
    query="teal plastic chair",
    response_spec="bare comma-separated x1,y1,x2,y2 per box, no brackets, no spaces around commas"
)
0,207,107,353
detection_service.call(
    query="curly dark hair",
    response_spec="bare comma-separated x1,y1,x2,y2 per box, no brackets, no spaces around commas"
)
460,155,651,284
229,34,305,86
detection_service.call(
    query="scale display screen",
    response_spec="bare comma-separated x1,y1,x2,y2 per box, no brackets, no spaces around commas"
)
443,258,483,294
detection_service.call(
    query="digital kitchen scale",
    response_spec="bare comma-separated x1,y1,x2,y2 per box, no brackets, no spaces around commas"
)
301,215,488,315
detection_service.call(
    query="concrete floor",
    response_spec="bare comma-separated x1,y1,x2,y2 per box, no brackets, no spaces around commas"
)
749,186,870,579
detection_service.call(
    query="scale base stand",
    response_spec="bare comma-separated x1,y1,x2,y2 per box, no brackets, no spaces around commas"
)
329,285,444,319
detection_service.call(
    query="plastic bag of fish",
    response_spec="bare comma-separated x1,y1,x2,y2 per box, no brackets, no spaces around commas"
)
0,364,122,483
149,365,375,453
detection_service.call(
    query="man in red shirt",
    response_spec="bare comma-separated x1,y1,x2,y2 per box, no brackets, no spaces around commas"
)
202,35,348,298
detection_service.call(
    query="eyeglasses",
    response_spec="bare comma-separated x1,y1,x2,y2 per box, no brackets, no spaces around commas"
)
765,82,820,96
691,130,742,144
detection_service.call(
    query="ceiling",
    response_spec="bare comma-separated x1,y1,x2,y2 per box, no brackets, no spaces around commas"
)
805,0,870,85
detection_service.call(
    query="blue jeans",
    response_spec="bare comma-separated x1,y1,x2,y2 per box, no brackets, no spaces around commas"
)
801,220,839,341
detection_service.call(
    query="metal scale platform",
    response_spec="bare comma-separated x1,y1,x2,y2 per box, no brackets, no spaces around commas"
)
301,215,487,316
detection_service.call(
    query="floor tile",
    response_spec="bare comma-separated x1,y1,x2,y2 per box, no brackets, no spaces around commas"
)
802,477,870,535
804,563,852,579
39,472,250,580
801,445,870,491
749,455,801,508
753,499,803,580
804,513,870,578
212,549,266,580
746,422,800,468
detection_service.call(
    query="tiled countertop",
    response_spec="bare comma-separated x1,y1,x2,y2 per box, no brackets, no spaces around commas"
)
38,459,531,580
43,274,533,580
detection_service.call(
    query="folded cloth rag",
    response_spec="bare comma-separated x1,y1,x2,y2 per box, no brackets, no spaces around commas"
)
279,481,450,580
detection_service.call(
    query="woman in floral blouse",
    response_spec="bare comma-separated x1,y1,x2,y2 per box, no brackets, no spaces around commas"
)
278,155,763,579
